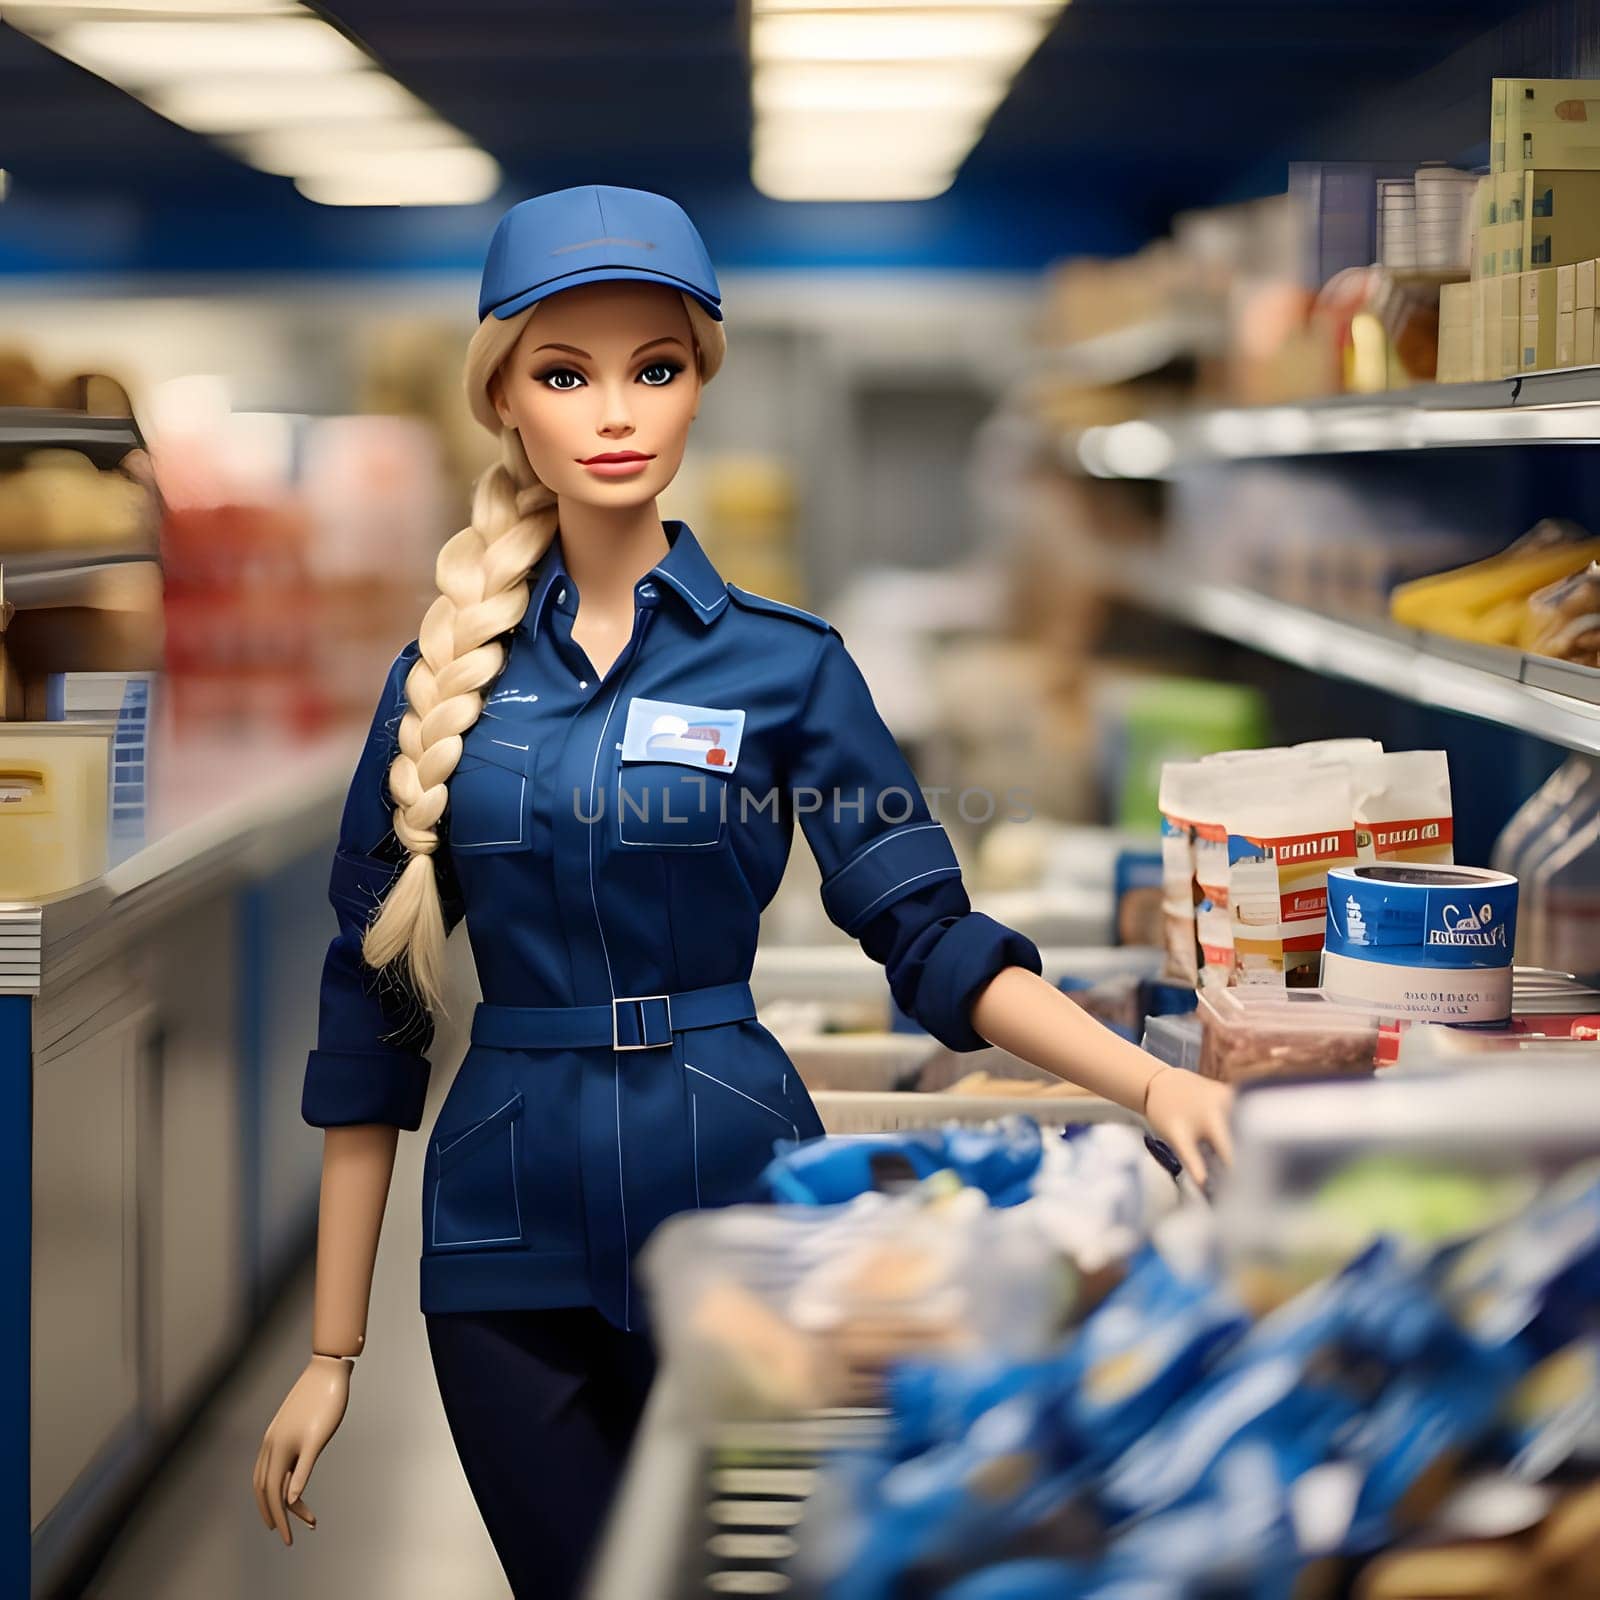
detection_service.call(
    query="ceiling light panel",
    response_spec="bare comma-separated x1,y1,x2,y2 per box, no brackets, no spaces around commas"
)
748,1,1068,203
5,0,502,207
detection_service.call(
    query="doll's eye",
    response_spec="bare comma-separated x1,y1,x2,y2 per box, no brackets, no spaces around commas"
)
537,366,584,391
639,361,683,387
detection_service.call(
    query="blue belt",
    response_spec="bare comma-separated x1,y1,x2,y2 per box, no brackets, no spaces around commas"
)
471,980,757,1053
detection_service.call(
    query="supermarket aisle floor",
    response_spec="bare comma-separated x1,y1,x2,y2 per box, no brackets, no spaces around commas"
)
87,965,508,1599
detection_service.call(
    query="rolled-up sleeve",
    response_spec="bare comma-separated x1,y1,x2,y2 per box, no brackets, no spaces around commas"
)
302,643,466,1130
788,626,1042,1052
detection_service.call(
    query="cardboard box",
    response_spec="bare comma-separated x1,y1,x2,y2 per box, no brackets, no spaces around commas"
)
1522,170,1600,268
1559,263,1578,313
1558,308,1576,366
1522,267,1558,370
1496,79,1600,172
1503,273,1525,376
1472,278,1495,379
1579,257,1597,310
1436,281,1475,383
1578,309,1596,364
1480,219,1524,276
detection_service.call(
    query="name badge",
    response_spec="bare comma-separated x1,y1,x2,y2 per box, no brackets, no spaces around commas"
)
621,696,745,772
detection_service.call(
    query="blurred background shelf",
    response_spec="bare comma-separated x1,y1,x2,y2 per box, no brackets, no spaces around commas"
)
1071,366,1600,478
0,408,143,467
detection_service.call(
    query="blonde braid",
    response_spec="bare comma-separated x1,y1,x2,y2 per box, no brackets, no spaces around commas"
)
363,290,727,1012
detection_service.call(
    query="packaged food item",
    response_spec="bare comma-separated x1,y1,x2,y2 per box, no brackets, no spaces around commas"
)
1158,760,1204,986
1197,984,1386,1083
1390,518,1600,647
1322,863,1519,1024
1224,755,1360,986
1522,560,1600,664
1188,762,1242,990
1352,750,1454,866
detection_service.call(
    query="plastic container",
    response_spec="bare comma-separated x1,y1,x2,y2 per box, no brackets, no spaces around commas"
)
1491,754,1597,878
1508,757,1600,967
1535,808,1600,982
1196,984,1386,1084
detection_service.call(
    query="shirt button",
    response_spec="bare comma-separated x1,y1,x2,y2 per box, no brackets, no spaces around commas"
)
578,679,589,690
639,583,656,599
557,586,567,604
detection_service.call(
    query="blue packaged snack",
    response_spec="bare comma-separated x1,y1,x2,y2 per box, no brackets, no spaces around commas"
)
888,1355,1064,1462
822,1392,1093,1600
1435,1165,1600,1359
1056,1244,1248,1468
933,1558,1092,1599
1498,1338,1600,1481
1340,1334,1529,1554
760,1120,1044,1208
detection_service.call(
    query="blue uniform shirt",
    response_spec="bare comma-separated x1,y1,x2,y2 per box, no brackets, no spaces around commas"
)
302,520,1043,1329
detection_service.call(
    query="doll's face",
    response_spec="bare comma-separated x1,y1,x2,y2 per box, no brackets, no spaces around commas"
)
488,279,701,511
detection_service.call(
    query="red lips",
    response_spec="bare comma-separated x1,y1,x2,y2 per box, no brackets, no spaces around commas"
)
579,451,654,464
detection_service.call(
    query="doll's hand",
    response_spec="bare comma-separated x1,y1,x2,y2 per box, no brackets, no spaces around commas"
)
253,1354,351,1546
1143,1068,1235,1189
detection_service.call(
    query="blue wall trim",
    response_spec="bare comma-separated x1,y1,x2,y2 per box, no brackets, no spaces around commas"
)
0,995,31,1599
0,178,1141,280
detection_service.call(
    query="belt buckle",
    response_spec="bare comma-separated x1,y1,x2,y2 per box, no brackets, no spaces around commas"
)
612,993,673,1051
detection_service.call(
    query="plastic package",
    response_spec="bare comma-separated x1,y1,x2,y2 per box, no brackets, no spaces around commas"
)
641,1170,1072,1419
1197,984,1385,1084
1530,807,1600,983
1494,755,1600,966
1523,560,1600,665
1391,518,1600,647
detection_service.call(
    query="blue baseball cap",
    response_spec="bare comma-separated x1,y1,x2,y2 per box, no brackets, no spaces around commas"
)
477,184,723,324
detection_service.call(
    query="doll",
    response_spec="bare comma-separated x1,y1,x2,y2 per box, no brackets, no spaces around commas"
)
252,185,1234,1600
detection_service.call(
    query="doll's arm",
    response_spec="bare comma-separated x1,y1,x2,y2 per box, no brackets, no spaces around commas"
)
255,645,464,1545
253,1125,396,1544
968,964,1233,1184
788,626,1232,1184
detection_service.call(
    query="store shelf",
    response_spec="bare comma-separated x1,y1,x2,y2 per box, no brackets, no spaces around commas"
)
1032,310,1226,388
1112,563,1600,755
0,407,144,467
1072,366,1600,478
1,553,161,611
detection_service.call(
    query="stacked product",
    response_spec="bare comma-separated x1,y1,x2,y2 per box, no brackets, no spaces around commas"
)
1439,77,1600,381
1159,740,1452,990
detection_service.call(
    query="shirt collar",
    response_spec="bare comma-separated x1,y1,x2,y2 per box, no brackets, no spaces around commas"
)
526,519,729,640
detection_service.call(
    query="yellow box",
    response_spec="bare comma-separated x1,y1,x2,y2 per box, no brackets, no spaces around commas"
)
1473,278,1497,379
1501,273,1524,377
1493,170,1524,223
1559,309,1576,366
1497,79,1600,172
0,724,109,899
1522,170,1600,268
1559,263,1578,313
1522,268,1558,369
1577,309,1596,363
1437,281,1474,384
1579,257,1598,310
1481,219,1524,276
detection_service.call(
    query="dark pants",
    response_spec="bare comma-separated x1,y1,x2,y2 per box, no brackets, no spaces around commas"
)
425,1305,657,1600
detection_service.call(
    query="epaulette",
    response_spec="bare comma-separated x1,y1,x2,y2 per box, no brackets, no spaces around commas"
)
724,582,832,632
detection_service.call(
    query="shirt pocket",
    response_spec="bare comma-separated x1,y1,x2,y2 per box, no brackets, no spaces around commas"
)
430,1092,526,1249
615,759,730,849
448,730,540,854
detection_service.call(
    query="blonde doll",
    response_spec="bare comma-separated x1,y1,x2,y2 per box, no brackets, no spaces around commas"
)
253,186,1233,1599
